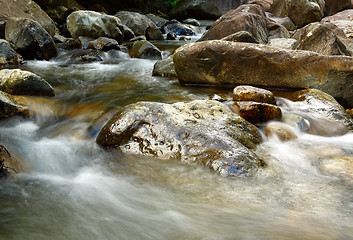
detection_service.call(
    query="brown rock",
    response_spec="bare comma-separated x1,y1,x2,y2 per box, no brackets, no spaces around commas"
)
347,108,353,118
0,0,56,36
88,37,120,52
221,31,259,43
248,0,273,11
198,4,270,44
129,40,162,60
270,0,325,28
169,0,250,20
322,9,353,37
173,40,353,108
324,0,353,16
234,101,282,124
233,85,276,104
292,22,353,56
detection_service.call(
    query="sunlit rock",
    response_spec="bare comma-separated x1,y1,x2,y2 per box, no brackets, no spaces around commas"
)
0,69,55,97
173,40,353,108
152,55,176,78
233,85,276,105
264,122,297,141
97,100,266,177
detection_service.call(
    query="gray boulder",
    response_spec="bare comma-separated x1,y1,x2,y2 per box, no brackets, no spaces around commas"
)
5,17,57,60
115,11,157,37
96,100,266,177
67,11,123,42
0,40,24,66
173,40,353,108
0,69,55,97
88,37,120,51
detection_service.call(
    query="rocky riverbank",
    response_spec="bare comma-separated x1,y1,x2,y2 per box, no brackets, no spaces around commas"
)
0,0,353,177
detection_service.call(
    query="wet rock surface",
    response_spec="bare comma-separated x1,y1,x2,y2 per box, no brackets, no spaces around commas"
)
5,17,57,60
234,101,282,124
96,100,266,177
173,40,353,108
129,40,162,60
0,91,29,120
0,40,24,66
277,89,353,136
152,55,176,77
233,85,276,105
0,69,54,97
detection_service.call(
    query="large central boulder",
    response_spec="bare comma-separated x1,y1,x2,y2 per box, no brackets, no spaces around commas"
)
169,0,250,20
173,40,353,108
96,100,266,177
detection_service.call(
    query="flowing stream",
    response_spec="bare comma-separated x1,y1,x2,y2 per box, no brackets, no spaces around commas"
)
1,48,353,240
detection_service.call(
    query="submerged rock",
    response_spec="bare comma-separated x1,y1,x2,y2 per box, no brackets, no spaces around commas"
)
173,40,353,108
0,69,55,97
96,100,266,177
278,89,353,136
5,17,57,61
264,122,297,141
0,40,24,66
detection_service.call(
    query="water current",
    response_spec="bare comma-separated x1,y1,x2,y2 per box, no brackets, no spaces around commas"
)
1,47,353,240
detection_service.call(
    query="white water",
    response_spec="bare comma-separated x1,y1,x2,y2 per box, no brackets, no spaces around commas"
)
1,58,353,240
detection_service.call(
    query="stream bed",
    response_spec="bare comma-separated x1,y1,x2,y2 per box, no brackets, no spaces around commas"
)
1,51,353,240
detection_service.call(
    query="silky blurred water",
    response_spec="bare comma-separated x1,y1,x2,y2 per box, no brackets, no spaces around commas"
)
1,56,353,240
